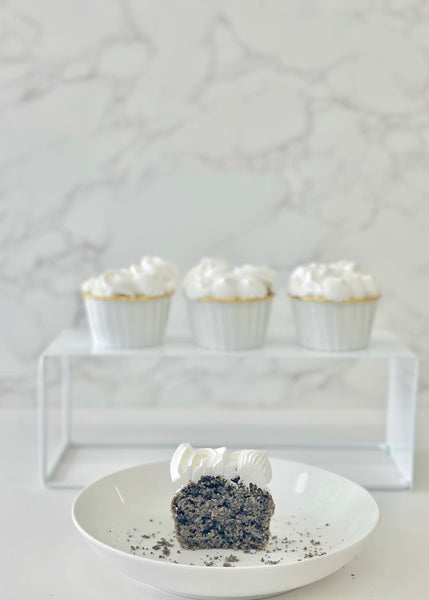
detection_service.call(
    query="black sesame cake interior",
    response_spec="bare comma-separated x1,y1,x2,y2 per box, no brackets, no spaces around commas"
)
171,475,275,551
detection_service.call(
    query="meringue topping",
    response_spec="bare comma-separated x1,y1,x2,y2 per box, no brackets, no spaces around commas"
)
288,261,380,301
170,443,272,490
81,256,178,298
182,258,276,300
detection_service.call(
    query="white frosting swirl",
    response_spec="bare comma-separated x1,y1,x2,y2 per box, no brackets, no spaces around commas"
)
182,258,276,300
288,261,380,301
81,256,178,297
170,443,272,490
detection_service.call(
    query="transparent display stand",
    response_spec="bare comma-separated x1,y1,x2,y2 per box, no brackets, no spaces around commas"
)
38,329,418,490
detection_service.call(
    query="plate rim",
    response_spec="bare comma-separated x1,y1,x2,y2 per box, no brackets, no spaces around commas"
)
71,457,380,572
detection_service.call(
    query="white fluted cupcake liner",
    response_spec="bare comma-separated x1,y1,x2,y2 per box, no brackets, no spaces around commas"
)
186,296,273,350
290,297,379,351
83,293,172,348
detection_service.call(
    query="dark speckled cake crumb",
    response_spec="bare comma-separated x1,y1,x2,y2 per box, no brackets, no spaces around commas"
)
171,475,275,551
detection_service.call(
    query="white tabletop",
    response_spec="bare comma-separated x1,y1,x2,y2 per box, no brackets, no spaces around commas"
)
1,408,428,600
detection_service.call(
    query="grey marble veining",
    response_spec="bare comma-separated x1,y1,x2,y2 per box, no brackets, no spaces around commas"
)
1,0,428,407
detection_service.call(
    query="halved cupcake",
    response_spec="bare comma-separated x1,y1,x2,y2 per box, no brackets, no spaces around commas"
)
170,443,275,550
288,260,380,351
81,256,178,348
182,258,276,350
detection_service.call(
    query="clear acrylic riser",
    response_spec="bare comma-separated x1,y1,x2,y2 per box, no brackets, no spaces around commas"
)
38,329,418,490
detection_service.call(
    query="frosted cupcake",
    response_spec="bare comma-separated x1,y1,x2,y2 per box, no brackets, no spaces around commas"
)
182,258,276,350
81,256,178,348
288,260,380,351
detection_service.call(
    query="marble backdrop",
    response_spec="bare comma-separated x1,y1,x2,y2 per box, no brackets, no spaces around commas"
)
1,0,428,409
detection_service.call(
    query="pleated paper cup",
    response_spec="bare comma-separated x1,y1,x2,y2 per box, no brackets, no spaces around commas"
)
290,295,379,351
83,292,173,348
186,294,274,350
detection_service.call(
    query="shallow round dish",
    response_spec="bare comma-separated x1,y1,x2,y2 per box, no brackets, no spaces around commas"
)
72,459,379,599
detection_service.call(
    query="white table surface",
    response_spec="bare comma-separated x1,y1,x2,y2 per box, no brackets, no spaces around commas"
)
1,408,428,600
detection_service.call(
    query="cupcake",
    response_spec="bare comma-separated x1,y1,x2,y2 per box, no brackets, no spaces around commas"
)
81,256,178,348
288,260,380,351
182,258,276,350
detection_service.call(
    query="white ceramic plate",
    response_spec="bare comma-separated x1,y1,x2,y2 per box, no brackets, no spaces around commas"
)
72,459,379,599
